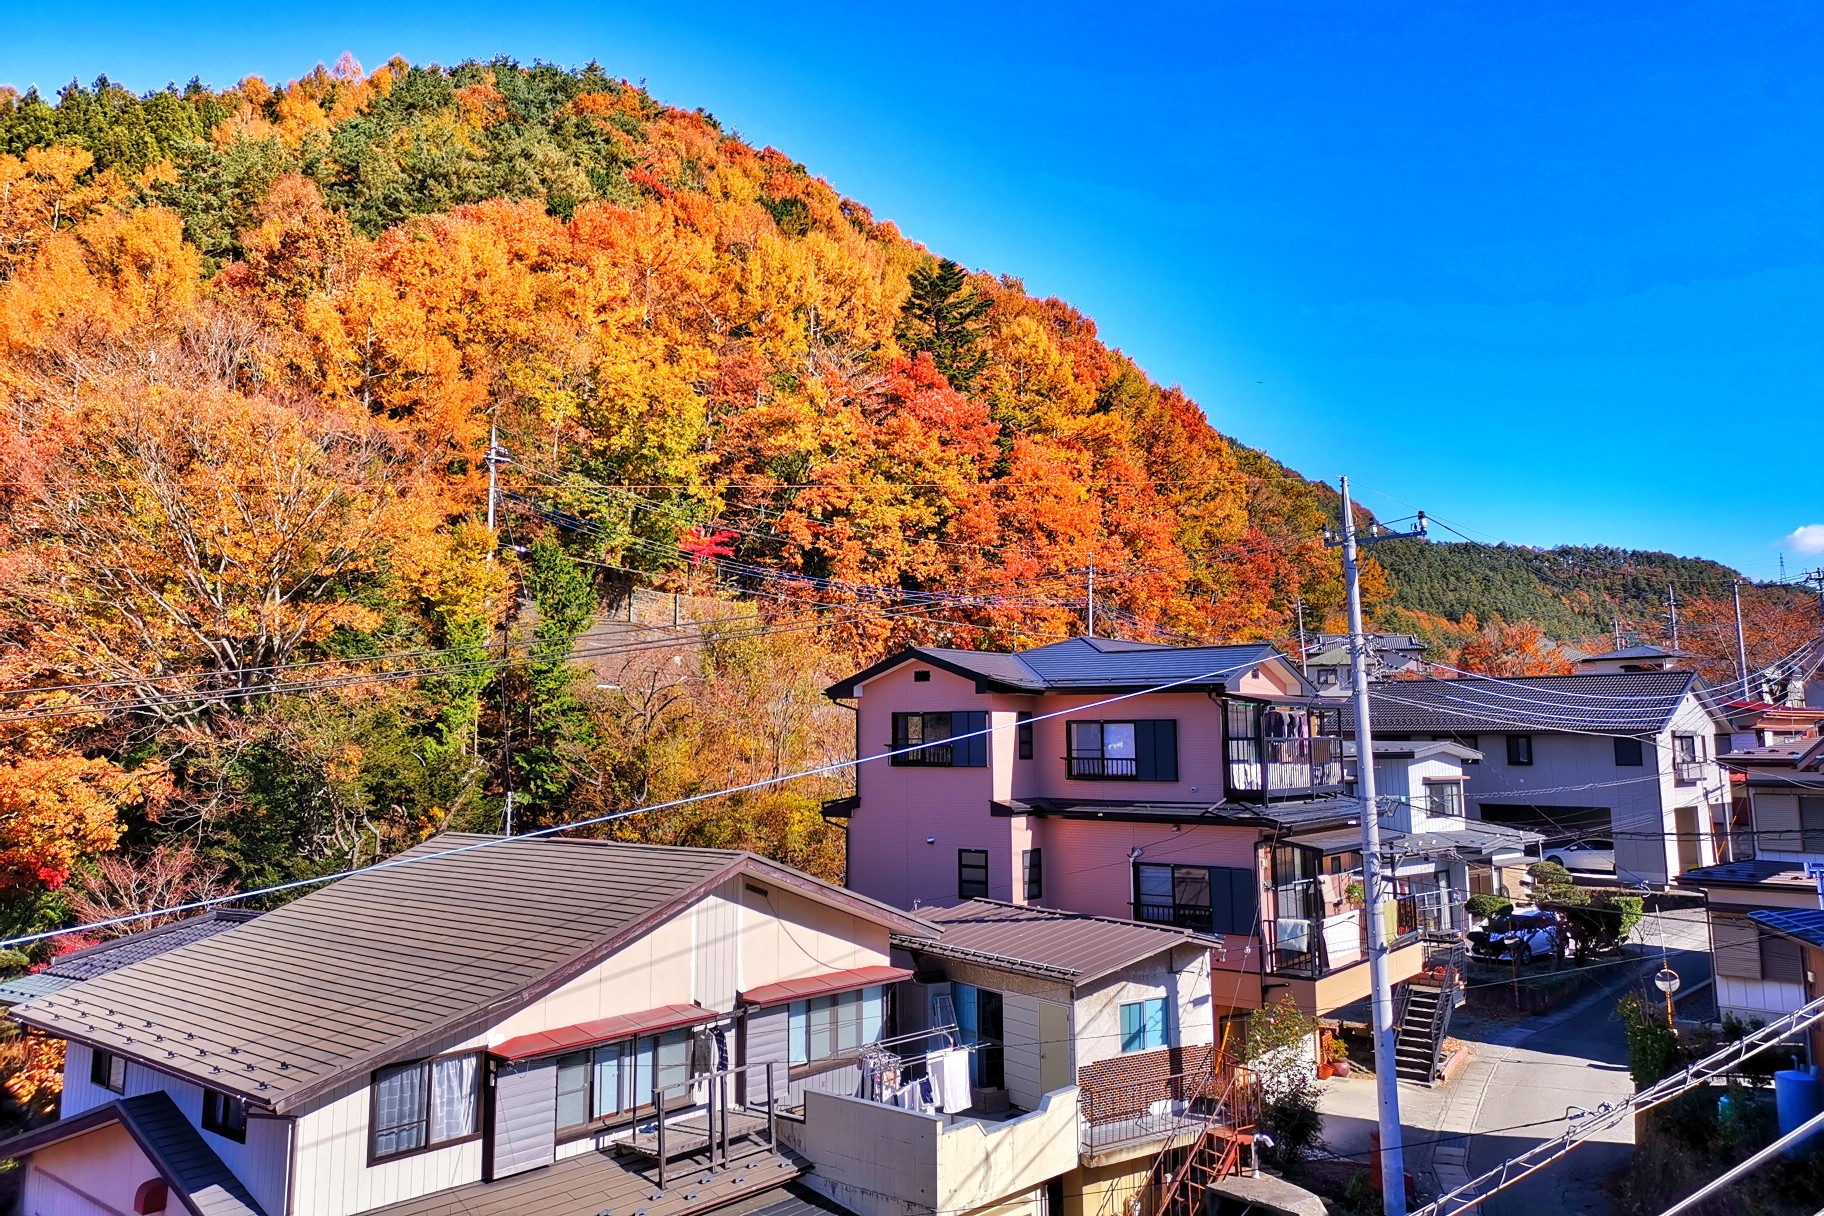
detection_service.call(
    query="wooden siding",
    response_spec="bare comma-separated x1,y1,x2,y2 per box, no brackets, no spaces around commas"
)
58,1041,292,1216
693,880,742,1011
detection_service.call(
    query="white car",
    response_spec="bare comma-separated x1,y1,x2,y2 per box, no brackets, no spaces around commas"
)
1546,839,1615,873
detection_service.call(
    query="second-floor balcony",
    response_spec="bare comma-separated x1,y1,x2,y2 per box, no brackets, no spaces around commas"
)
1225,700,1345,802
1675,757,1706,784
1262,893,1429,980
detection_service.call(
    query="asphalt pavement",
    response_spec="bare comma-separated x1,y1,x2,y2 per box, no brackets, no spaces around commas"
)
1317,907,1714,1215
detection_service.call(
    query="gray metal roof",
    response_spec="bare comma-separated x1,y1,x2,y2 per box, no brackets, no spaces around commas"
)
0,1091,266,1216
1575,645,1692,662
897,900,1223,986
826,637,1298,697
10,834,933,1114
1750,908,1824,950
1390,821,1543,861
992,795,1359,833
1351,672,1704,735
1678,859,1821,890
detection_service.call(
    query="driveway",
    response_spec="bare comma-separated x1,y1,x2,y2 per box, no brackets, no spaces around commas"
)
1316,907,1712,1215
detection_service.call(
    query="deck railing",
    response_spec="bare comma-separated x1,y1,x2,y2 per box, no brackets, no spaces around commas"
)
1079,1056,1257,1156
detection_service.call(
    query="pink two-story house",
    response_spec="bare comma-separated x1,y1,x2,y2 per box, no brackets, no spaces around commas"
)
823,638,1433,1022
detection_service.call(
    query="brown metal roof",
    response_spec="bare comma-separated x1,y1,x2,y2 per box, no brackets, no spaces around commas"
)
896,900,1224,988
492,1003,716,1062
10,834,933,1114
739,964,913,1008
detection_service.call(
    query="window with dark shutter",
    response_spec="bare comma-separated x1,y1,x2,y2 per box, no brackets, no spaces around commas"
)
1614,738,1643,767
90,1049,127,1094
958,849,989,898
1506,735,1534,766
1800,797,1824,853
202,1089,247,1143
1761,934,1805,984
1023,849,1042,900
1135,720,1179,782
891,711,987,767
1017,712,1033,760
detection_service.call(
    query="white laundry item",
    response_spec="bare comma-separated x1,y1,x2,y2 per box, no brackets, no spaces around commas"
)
934,1048,973,1114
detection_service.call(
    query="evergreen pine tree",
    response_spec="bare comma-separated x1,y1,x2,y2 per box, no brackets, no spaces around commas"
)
896,257,991,389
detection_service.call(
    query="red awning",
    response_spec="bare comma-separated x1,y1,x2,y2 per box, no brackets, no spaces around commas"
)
491,1003,717,1062
737,964,911,1008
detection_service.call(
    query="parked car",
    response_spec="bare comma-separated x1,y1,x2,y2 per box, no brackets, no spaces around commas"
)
1469,908,1563,964
1545,839,1615,873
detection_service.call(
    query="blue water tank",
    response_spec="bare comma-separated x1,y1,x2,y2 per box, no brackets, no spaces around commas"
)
1773,1067,1823,1157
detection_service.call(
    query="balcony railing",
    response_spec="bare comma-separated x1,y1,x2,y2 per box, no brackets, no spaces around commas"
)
1067,755,1138,780
1674,758,1705,784
1079,1056,1258,1157
893,743,955,767
1263,895,1425,979
1226,735,1346,801
1133,900,1214,934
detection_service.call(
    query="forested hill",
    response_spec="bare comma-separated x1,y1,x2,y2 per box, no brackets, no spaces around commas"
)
1373,539,1744,639
0,56,1807,967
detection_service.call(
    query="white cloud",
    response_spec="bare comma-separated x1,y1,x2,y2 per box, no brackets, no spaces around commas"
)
1784,524,1824,554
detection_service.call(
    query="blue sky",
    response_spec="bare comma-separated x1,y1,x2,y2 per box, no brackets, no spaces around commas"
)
6,1,1820,578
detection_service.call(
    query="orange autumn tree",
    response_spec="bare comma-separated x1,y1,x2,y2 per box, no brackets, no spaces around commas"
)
1457,615,1576,677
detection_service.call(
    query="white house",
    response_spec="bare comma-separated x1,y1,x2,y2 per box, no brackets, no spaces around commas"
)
1348,672,1731,886
0,834,939,1216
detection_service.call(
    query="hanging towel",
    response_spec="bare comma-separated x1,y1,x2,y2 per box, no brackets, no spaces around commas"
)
918,1075,937,1113
930,1048,972,1114
714,1027,730,1071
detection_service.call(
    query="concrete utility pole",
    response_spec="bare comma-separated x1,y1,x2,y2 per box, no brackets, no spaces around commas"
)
1086,558,1096,638
1731,580,1750,697
1667,584,1679,650
1339,476,1408,1216
485,421,503,563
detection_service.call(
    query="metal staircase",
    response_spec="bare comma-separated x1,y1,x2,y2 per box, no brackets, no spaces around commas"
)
1118,1060,1260,1216
1395,936,1467,1086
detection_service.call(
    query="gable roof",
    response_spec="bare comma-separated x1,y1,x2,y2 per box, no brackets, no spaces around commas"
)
1349,671,1710,735
895,900,1223,987
826,637,1301,698
1576,645,1692,663
0,911,258,1007
9,834,932,1114
0,1091,266,1216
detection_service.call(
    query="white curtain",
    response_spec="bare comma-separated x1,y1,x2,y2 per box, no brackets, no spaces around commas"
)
429,1055,479,1142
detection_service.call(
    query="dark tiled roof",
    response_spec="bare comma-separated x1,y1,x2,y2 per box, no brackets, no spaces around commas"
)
992,796,1358,832
11,835,932,1113
0,1092,266,1216
898,900,1223,986
1676,859,1819,889
1750,908,1824,950
1576,645,1692,662
826,637,1293,697
1352,672,1704,734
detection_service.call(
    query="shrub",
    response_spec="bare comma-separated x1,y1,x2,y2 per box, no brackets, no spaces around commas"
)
1529,861,1586,905
1259,1087,1324,1171
1466,893,1512,920
1619,992,1680,1088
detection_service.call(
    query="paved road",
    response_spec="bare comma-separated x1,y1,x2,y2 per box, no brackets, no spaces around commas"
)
1318,907,1713,1215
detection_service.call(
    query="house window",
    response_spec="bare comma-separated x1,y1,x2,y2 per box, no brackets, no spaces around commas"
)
202,1089,247,1143
891,711,987,767
1024,849,1043,900
953,983,1004,1088
787,987,885,1065
1614,738,1644,767
1761,934,1804,984
1119,998,1170,1053
1425,781,1465,817
1017,711,1034,760
958,849,989,898
1506,735,1534,766
1673,734,1702,782
89,1049,127,1094
913,670,931,682
557,1028,699,1128
369,1053,481,1162
1801,796,1824,853
1134,863,1256,935
1067,719,1177,780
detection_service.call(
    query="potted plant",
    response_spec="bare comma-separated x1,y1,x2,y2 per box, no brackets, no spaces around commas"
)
1325,1035,1352,1078
1344,881,1366,909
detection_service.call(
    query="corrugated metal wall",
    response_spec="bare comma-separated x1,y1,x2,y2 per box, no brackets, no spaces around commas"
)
488,1059,556,1179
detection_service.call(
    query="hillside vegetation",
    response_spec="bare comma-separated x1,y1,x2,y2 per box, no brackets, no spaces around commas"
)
0,56,1812,963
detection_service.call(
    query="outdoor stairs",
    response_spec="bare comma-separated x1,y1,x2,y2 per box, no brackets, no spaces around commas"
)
1394,982,1452,1086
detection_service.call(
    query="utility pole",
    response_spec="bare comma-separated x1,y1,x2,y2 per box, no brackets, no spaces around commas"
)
1339,476,1408,1216
1732,580,1751,697
1295,597,1309,676
1667,584,1679,650
502,790,515,837
1086,558,1096,638
485,422,503,561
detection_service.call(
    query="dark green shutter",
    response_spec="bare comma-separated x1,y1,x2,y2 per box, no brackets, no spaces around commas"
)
1136,720,1178,781
956,711,988,767
1206,866,1256,936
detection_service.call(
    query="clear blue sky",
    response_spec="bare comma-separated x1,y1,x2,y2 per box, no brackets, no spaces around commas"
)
6,1,1820,578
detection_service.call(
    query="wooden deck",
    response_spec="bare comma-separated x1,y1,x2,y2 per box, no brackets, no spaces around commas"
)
622,1109,775,1161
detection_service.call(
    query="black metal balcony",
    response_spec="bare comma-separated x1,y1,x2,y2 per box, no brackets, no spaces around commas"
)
1067,755,1139,780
